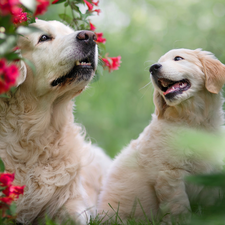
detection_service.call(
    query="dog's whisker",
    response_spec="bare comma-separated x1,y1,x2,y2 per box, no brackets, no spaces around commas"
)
139,82,151,91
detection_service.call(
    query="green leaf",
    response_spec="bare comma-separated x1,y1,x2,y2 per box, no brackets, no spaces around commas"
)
70,3,82,14
10,87,17,94
9,202,17,216
52,0,66,4
0,35,16,56
16,26,41,35
0,94,10,98
58,14,72,25
20,0,36,12
98,43,107,54
4,52,20,61
0,158,5,172
22,58,36,75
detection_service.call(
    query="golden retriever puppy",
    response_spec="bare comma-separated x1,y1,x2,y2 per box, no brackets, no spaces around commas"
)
0,19,111,224
97,49,225,224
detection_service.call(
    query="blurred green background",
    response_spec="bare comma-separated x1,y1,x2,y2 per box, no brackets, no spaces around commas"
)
40,0,225,158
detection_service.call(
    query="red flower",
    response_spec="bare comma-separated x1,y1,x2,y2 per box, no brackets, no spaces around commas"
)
0,0,20,16
102,55,121,72
0,197,13,205
96,32,106,44
0,59,20,94
3,185,25,198
92,0,99,6
89,22,96,31
94,9,101,15
83,0,93,11
0,59,6,74
52,0,59,4
13,8,27,24
0,173,14,187
34,0,50,16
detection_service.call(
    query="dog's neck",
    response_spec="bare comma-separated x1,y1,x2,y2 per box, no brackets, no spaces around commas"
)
0,88,84,173
161,91,224,131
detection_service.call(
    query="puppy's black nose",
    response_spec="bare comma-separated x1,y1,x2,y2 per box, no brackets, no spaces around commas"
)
149,63,162,75
76,31,97,45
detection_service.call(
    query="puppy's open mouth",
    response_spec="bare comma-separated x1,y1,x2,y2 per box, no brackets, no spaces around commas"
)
51,56,94,87
157,78,191,98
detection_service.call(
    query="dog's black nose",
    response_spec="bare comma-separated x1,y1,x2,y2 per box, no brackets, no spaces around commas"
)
149,63,162,75
76,31,97,45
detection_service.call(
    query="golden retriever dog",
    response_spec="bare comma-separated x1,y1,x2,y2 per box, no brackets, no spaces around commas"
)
97,49,225,224
0,19,111,224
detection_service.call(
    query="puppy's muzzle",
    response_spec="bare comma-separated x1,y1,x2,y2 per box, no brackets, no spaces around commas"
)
149,63,162,76
76,31,97,46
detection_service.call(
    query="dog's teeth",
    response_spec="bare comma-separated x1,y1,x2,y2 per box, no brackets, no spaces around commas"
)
79,62,91,66
179,82,185,88
75,61,80,66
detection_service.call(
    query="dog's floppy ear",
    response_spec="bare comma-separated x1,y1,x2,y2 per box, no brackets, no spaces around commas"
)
197,50,225,94
153,89,166,118
15,60,27,86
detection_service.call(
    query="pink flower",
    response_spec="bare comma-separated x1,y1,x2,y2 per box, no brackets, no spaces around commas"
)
102,55,121,72
83,0,93,11
0,59,20,94
13,8,27,24
52,0,59,4
96,32,106,44
89,22,96,31
0,173,15,187
92,0,99,6
94,9,101,15
34,0,50,16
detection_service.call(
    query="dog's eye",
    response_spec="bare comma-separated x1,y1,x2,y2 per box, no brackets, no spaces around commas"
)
174,56,184,61
39,35,52,43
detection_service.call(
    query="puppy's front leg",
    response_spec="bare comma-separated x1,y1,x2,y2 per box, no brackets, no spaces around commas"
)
155,169,190,224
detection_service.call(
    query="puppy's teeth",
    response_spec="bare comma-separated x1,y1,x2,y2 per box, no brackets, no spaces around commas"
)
76,61,80,65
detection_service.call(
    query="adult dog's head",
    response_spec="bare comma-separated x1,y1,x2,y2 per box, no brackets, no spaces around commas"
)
149,49,225,118
16,19,98,100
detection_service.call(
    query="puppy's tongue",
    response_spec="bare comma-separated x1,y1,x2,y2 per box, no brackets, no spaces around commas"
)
163,82,187,95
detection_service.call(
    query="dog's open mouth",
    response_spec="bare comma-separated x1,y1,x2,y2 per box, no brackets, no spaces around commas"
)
157,78,191,98
51,56,94,87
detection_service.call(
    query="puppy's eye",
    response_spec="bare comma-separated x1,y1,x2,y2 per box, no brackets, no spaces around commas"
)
174,56,184,61
39,35,52,43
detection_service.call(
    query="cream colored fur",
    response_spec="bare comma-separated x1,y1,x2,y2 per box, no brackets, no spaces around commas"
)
0,20,111,224
97,49,225,224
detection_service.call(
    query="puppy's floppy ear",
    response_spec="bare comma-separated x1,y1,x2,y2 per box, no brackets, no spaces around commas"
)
15,60,27,87
197,50,225,94
153,89,166,118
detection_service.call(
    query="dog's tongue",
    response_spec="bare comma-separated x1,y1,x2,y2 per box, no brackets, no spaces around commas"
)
163,82,181,95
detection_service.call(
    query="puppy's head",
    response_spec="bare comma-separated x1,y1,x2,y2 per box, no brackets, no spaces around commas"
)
149,48,225,116
17,19,98,99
